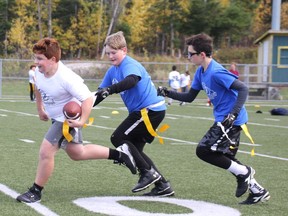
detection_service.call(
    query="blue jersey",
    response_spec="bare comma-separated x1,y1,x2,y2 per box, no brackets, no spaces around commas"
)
99,56,166,113
191,59,248,125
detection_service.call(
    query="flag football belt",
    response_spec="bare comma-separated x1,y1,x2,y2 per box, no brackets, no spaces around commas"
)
62,117,94,142
140,108,169,144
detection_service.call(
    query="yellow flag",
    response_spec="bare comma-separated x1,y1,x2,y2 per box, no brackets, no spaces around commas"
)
241,124,255,156
62,117,94,142
140,108,169,144
62,120,73,142
158,124,170,133
83,117,94,128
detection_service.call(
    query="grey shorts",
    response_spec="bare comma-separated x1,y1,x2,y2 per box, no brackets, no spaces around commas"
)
45,119,83,149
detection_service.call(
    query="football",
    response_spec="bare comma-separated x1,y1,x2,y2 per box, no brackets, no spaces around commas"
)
63,101,82,120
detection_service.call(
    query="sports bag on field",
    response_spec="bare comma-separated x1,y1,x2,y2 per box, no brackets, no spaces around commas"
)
270,108,288,116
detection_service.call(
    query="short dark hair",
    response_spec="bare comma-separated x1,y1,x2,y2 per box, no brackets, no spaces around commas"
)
186,33,213,57
172,65,177,71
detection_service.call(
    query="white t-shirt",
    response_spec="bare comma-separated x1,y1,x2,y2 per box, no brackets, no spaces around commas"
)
169,70,180,89
35,61,92,122
28,69,35,84
180,74,191,88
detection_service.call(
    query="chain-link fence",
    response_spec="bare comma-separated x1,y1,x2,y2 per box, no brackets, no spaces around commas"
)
0,59,287,100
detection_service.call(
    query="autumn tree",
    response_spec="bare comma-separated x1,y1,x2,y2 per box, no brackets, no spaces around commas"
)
252,0,272,39
7,0,39,58
0,0,16,56
282,1,288,29
118,0,154,54
0,0,284,60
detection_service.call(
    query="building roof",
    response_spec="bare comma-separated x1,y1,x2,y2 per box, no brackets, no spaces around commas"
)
254,30,288,45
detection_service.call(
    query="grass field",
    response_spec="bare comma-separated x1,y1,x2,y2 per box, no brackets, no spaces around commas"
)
0,85,288,216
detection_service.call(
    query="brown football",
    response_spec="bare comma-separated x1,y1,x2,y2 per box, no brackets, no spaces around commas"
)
63,101,82,120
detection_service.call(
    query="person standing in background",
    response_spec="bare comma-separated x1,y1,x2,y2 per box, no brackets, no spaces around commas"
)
28,64,36,101
168,65,180,105
229,62,239,76
179,71,191,106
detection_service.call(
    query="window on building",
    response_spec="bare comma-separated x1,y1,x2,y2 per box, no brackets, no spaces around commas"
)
278,46,288,68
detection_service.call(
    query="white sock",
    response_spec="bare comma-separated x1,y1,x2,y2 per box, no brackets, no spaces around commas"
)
249,178,264,194
227,161,248,176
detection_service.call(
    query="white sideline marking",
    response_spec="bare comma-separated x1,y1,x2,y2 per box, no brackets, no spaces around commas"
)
52,115,288,161
1,108,287,161
169,139,261,147
0,109,38,117
249,122,288,129
19,139,35,143
166,116,178,120
90,124,115,130
264,118,280,121
238,150,288,161
167,113,288,129
167,137,287,161
100,115,111,119
168,114,214,121
0,184,59,216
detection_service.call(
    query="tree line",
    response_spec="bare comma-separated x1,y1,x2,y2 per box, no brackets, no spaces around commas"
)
0,0,287,60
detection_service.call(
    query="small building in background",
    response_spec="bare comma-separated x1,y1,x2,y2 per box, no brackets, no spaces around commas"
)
250,0,287,100
254,30,288,82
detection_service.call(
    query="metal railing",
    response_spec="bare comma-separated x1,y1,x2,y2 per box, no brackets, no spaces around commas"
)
0,59,287,100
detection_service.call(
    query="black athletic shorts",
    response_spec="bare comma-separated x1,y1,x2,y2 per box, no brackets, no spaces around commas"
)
111,110,165,147
198,122,242,156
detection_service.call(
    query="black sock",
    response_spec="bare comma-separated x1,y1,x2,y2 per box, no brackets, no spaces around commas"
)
108,149,120,160
33,183,43,192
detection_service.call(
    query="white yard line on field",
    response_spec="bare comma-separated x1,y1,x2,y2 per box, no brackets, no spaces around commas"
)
1,108,287,162
167,113,288,129
19,139,35,143
0,109,38,117
99,115,111,119
90,125,288,161
264,118,280,121
238,150,288,161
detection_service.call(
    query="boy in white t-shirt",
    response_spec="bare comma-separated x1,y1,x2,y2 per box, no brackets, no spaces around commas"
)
16,37,136,203
179,71,191,105
168,65,180,105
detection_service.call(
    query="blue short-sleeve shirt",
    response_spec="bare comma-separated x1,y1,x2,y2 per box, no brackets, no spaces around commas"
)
100,56,166,113
192,59,248,125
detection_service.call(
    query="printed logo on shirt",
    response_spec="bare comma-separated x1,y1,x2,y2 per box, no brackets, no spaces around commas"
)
202,82,217,100
112,78,118,85
39,89,55,105
172,75,180,81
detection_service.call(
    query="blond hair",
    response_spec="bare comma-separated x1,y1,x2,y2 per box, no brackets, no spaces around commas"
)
104,31,127,49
